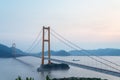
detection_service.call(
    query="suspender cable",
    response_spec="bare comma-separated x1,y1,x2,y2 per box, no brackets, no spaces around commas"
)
51,29,120,72
51,28,120,68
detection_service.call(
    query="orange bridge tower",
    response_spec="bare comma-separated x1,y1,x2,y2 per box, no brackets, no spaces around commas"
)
41,26,51,65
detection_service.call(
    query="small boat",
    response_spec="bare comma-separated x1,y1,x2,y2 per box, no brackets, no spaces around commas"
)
72,59,80,61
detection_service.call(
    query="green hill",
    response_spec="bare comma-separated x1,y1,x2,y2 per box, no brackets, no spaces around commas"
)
0,44,27,58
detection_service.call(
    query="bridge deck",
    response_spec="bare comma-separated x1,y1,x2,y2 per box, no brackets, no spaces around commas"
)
50,58,120,77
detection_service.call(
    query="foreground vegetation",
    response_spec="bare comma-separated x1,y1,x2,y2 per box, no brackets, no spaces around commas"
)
15,76,34,80
51,77,107,80
16,76,107,80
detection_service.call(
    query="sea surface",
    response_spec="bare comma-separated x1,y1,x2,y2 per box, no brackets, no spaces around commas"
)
0,56,120,80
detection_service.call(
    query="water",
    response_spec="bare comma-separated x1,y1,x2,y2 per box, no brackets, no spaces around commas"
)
0,56,120,80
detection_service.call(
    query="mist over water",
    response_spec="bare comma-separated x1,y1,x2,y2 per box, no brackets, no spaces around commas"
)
0,56,120,80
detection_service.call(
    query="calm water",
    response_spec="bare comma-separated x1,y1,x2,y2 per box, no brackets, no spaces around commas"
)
0,56,120,80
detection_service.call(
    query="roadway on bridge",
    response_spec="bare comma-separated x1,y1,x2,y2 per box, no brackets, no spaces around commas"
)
48,58,120,77
15,56,120,77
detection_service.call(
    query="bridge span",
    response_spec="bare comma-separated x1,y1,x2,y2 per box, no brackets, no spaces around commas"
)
17,26,120,78
47,58,120,77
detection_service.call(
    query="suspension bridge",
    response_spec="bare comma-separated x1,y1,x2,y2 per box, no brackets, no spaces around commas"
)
12,26,120,78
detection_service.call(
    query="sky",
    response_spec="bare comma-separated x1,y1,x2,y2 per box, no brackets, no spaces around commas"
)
0,0,120,52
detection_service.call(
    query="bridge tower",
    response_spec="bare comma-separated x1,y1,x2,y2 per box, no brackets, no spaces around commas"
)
12,43,16,58
42,26,51,65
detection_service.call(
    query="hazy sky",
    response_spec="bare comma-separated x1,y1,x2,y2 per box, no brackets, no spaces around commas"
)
0,0,120,52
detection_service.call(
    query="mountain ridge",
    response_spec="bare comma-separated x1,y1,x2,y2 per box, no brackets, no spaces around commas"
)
69,48,120,56
0,44,120,58
0,44,27,58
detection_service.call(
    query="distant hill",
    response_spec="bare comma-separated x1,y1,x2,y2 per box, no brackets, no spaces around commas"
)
0,44,12,57
36,48,120,57
51,50,70,56
0,44,70,58
1,44,120,57
69,48,120,56
38,50,70,56
0,44,27,58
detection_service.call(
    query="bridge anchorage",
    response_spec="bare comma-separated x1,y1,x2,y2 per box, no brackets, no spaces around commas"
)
37,26,70,72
